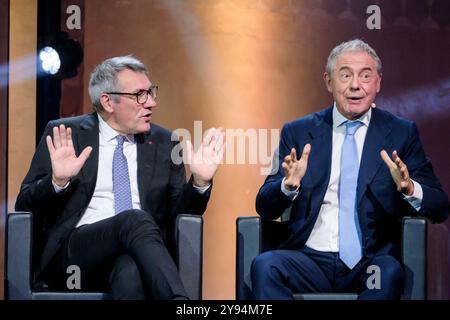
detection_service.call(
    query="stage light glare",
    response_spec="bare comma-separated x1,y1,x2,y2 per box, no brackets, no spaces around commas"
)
39,46,61,75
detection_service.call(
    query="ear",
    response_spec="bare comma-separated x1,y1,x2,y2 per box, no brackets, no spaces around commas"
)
376,75,382,93
323,72,333,93
100,93,114,114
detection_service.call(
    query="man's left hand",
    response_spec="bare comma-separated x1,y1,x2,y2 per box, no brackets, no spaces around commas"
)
380,150,414,196
186,127,226,187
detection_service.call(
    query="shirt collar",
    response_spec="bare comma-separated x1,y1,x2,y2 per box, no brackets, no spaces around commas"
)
332,102,371,129
97,114,135,143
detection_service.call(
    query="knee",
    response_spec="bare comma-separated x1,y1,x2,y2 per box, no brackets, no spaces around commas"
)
117,210,163,247
118,210,160,233
251,252,280,280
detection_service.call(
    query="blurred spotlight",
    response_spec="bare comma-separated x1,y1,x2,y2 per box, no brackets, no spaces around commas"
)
38,33,83,79
39,46,60,75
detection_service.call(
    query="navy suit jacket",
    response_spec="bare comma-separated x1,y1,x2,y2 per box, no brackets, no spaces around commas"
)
15,113,211,278
256,106,448,258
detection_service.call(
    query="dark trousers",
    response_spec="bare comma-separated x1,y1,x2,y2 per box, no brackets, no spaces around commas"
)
50,209,188,300
251,246,404,300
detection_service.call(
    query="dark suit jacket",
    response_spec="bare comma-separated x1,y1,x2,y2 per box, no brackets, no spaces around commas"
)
256,106,448,258
15,113,211,279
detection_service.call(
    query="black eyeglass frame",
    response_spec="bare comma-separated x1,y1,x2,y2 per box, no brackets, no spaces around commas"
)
106,85,158,104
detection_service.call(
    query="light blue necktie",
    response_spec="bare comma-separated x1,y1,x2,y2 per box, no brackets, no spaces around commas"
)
339,121,363,269
113,135,133,214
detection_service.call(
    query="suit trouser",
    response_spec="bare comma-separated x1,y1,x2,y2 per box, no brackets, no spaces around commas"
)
50,209,188,300
251,246,404,300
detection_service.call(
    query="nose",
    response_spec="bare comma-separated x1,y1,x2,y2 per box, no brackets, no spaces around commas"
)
143,95,157,109
350,75,360,91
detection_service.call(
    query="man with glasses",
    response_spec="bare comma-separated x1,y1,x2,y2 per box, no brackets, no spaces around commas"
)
252,39,448,299
16,55,225,299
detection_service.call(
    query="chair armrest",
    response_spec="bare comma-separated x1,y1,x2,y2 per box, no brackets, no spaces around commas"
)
402,217,426,300
175,214,203,300
426,220,448,299
6,212,33,299
236,216,290,300
402,216,449,300
236,216,261,300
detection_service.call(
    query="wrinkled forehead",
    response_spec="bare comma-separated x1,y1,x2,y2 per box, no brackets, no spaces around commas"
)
116,69,151,91
334,50,378,72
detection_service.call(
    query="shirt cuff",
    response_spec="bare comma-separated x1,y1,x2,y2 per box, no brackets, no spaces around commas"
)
52,180,70,193
403,179,423,211
193,183,211,194
281,177,299,201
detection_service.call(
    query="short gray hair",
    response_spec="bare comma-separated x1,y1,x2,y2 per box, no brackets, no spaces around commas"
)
325,39,382,76
88,55,148,112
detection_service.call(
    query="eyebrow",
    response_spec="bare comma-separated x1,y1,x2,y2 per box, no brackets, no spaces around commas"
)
338,66,374,73
131,86,152,94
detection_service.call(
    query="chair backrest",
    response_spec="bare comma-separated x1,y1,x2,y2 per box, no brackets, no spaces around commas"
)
6,212,203,300
6,212,33,299
5,212,112,300
175,214,203,300
236,215,449,300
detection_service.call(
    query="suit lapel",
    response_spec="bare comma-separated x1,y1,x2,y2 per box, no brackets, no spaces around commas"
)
136,128,157,211
305,108,333,211
77,114,100,197
357,108,393,205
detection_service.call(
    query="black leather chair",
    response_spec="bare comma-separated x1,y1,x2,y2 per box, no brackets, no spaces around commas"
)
6,212,203,300
236,216,449,300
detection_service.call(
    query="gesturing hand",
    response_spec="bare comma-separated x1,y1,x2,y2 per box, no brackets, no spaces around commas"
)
185,127,226,187
380,150,414,196
282,144,311,191
46,124,92,187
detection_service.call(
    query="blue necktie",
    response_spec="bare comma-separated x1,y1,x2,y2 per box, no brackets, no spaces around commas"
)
339,121,363,269
113,135,133,214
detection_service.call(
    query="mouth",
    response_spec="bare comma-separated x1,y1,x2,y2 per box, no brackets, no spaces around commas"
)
141,113,152,122
346,96,364,103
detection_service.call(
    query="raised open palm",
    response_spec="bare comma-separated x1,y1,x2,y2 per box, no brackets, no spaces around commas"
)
46,124,92,187
185,127,225,187
282,144,311,191
380,150,414,196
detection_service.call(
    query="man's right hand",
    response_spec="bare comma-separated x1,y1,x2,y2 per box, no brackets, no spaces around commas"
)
282,144,311,191
46,124,92,187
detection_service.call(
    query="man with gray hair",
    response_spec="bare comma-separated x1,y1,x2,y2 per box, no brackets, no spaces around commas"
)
16,55,225,299
252,39,448,299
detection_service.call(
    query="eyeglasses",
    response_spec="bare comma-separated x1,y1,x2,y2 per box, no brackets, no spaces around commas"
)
106,85,158,104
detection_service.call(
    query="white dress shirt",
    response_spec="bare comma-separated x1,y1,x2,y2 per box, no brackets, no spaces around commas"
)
281,105,423,252
53,114,210,228
76,115,141,227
